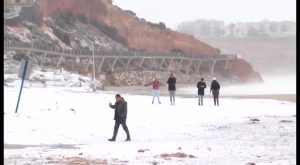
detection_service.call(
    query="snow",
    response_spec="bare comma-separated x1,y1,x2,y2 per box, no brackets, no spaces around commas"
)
178,75,296,95
6,26,31,43
5,67,102,90
4,80,296,164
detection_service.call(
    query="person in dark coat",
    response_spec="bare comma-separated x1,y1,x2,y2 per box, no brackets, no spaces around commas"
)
210,77,220,106
108,94,131,141
167,73,176,105
197,77,206,106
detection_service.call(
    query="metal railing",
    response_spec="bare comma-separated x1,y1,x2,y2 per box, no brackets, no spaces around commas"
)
4,40,237,61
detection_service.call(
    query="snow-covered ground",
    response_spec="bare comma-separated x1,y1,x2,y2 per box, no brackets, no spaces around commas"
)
4,80,296,164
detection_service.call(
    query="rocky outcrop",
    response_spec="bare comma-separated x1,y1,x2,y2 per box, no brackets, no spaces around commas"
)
228,59,263,83
6,2,44,27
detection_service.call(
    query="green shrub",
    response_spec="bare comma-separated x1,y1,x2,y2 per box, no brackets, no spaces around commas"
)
147,21,167,30
77,13,87,23
13,53,30,61
60,12,76,25
52,28,71,45
91,20,127,46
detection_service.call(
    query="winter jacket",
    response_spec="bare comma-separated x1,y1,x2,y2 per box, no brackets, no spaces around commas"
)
210,80,220,93
147,80,162,90
109,97,127,120
167,77,176,91
197,81,206,95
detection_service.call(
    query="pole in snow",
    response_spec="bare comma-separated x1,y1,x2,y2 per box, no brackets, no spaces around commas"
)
15,59,28,113
92,41,96,91
61,67,64,86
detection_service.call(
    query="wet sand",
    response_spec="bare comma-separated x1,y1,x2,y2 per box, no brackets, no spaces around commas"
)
222,94,296,103
104,85,296,103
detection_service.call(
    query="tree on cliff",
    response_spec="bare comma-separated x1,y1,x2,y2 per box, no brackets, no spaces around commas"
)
91,20,127,46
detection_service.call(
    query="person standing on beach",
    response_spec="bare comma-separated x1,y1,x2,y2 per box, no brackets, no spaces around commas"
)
197,77,206,106
145,77,163,104
108,94,131,141
167,74,176,105
210,77,220,106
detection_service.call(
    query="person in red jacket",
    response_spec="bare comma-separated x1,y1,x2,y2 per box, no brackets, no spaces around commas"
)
145,77,163,104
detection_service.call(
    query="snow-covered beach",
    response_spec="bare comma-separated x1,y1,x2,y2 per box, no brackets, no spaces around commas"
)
4,75,296,164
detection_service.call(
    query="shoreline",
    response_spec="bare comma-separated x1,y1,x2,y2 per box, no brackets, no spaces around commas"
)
222,94,296,103
104,86,296,103
4,85,296,103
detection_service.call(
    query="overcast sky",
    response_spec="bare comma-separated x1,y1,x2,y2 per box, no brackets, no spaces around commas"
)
113,0,296,29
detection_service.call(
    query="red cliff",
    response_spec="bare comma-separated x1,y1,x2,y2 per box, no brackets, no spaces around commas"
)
37,0,220,55
228,59,263,83
30,0,263,82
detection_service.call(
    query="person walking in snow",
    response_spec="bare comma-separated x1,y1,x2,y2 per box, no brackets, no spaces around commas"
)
145,77,163,104
210,77,220,106
108,94,131,141
167,73,176,105
197,77,206,106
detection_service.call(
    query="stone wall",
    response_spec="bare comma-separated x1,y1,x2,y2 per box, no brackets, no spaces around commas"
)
109,71,232,86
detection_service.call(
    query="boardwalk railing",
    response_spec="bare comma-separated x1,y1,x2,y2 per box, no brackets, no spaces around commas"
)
4,40,237,74
4,40,237,61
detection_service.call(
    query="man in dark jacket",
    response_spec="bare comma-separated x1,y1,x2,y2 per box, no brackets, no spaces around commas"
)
210,77,220,106
167,74,176,105
197,77,206,106
108,94,131,141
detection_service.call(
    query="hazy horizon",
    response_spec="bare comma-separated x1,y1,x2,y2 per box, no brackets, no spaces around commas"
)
113,0,296,29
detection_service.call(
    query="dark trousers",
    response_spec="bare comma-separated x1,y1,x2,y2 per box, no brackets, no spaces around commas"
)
169,90,175,105
198,95,204,105
212,90,219,106
112,118,130,139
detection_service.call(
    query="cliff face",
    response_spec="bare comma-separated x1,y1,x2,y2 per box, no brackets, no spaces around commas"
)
104,7,220,55
7,0,262,83
228,59,263,83
38,0,108,22
37,0,219,55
